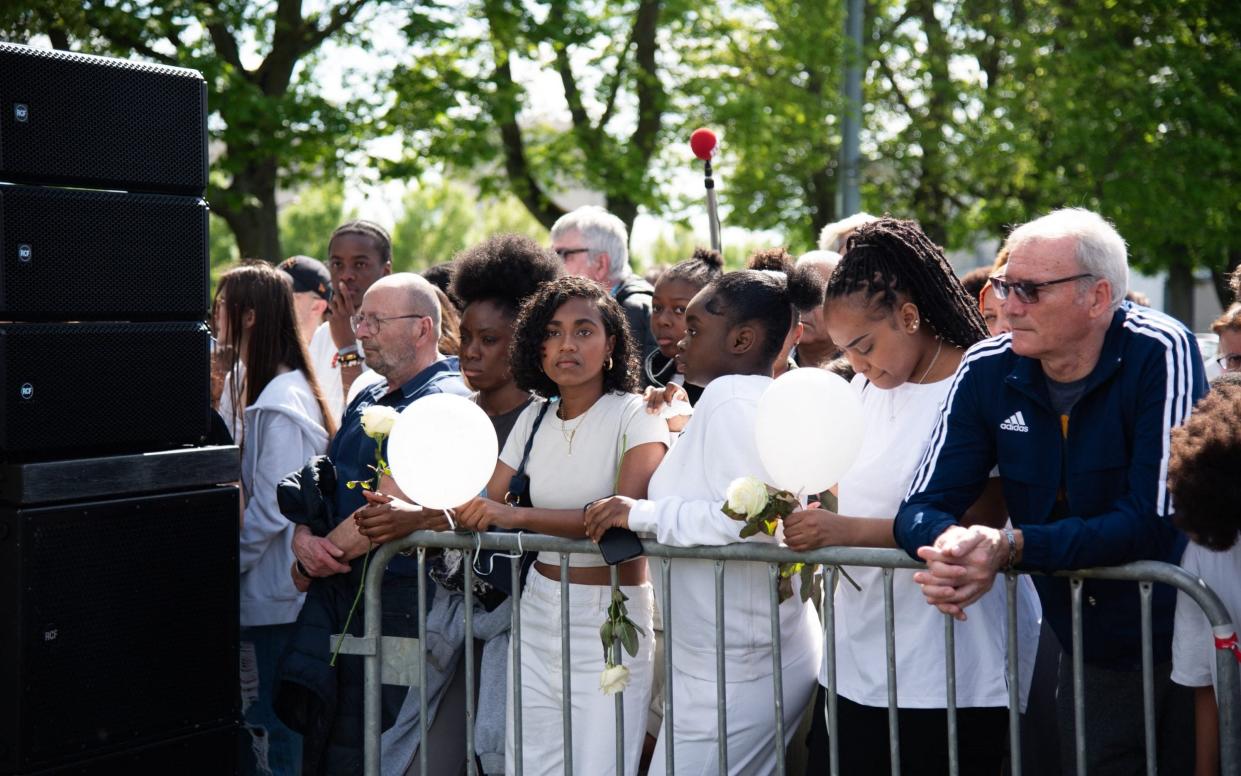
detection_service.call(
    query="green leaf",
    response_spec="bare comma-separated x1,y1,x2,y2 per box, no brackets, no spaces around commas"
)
620,621,639,658
800,564,818,603
600,621,613,650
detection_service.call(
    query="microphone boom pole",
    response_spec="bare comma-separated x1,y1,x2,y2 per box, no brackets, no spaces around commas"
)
703,158,722,253
690,127,722,253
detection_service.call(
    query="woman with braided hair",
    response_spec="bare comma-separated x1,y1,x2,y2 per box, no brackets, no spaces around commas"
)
783,217,1041,775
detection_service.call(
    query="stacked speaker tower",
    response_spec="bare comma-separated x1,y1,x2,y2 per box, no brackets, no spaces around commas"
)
0,42,240,773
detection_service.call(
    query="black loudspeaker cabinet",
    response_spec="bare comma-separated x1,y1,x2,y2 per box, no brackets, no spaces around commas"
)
0,42,207,196
17,724,238,775
0,486,240,773
0,322,211,458
0,185,209,320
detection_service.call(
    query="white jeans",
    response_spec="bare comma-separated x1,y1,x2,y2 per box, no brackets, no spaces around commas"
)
647,621,820,776
505,567,655,776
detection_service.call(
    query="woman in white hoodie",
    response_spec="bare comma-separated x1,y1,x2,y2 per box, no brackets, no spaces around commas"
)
585,268,825,775
215,261,336,776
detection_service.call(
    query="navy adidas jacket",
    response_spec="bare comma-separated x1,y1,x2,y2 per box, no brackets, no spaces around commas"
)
894,302,1206,669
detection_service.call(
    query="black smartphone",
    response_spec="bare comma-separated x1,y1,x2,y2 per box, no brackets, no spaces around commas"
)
598,527,644,565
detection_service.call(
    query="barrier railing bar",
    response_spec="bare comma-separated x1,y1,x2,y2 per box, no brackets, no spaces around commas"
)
1140,581,1156,776
417,548,429,776
463,552,478,776
825,566,840,776
660,557,675,776
510,553,523,776
768,565,786,774
883,567,901,773
559,554,573,776
944,612,958,776
357,534,1241,776
610,563,625,776
714,559,729,775
1071,578,1086,776
1005,572,1021,776
362,543,392,776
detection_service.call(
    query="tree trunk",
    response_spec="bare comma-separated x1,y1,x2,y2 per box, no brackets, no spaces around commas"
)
807,165,837,248
1165,260,1195,327
212,160,282,262
607,198,639,245
1210,249,1240,309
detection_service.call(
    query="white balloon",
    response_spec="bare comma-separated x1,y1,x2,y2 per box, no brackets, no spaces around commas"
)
754,368,864,495
387,394,499,509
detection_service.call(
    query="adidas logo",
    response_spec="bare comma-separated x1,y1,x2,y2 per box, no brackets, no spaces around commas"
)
1000,411,1029,433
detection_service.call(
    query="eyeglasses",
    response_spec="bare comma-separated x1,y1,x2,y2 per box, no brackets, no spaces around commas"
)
350,312,426,333
988,273,1096,304
554,247,591,260
1215,352,1241,372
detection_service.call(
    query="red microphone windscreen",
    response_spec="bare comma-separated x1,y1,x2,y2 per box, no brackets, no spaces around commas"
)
689,128,717,161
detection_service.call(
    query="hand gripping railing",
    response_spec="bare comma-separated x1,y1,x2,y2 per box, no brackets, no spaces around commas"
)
344,532,1240,776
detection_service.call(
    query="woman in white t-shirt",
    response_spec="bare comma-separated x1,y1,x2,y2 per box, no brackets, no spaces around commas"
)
1168,380,1241,776
584,267,827,775
456,276,669,776
782,219,1040,776
213,261,336,776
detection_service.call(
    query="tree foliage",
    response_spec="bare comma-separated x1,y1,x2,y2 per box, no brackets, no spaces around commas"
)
3,0,1236,304
678,1,847,252
390,181,549,272
385,0,692,233
862,0,1240,297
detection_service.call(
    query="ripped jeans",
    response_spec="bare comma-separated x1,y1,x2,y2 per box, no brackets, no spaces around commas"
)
240,624,303,776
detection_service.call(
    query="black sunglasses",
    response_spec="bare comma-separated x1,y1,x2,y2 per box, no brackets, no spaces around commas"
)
988,273,1096,304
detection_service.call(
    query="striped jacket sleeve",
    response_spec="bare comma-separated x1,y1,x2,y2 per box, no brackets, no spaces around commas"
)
893,339,1005,557
1015,310,1206,570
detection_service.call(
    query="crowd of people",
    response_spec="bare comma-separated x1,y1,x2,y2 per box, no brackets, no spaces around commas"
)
213,204,1241,776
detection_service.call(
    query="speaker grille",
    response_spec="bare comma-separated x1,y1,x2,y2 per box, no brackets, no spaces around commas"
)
0,322,211,456
0,185,209,320
0,42,207,195
1,488,239,770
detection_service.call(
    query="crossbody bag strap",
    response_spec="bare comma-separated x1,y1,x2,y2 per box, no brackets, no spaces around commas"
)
515,401,552,479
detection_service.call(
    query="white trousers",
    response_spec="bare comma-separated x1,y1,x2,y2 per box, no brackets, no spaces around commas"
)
646,635,819,776
505,568,655,776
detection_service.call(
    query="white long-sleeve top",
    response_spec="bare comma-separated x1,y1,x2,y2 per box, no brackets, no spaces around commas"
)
628,374,821,682
239,369,330,627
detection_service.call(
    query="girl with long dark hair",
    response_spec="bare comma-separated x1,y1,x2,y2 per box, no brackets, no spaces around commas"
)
213,260,336,775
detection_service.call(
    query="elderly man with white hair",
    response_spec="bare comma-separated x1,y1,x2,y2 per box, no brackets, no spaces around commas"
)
894,208,1204,774
792,249,841,368
551,206,659,384
818,211,879,254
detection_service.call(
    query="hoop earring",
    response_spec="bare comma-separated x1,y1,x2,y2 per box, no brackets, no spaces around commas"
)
607,356,614,371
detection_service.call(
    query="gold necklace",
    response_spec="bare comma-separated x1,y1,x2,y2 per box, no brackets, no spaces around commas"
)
558,407,586,455
889,339,943,421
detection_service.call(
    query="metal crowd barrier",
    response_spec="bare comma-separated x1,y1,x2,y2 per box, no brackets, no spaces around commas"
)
343,532,1241,776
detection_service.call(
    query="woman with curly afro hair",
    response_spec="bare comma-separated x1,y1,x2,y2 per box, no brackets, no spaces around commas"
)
1169,378,1241,776
455,275,669,776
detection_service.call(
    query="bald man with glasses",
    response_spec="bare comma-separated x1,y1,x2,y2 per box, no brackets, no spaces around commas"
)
894,208,1205,774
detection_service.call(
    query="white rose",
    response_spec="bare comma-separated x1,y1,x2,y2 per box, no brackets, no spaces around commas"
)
360,405,400,438
599,663,631,695
725,476,769,517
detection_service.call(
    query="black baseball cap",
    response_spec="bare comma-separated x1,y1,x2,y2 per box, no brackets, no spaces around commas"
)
279,255,332,302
